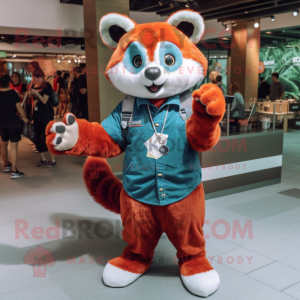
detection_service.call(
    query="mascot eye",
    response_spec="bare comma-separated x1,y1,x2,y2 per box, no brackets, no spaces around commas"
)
164,54,175,66
133,55,143,68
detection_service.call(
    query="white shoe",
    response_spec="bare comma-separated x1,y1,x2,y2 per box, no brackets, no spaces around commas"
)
181,270,220,297
103,263,143,287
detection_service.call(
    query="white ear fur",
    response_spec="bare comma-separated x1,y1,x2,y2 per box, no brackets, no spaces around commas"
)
99,13,136,49
167,10,205,43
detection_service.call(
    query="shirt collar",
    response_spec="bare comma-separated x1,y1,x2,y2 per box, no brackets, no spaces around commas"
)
136,93,180,109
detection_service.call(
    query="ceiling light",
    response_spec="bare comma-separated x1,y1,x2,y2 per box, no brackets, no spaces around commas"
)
245,11,248,14
254,22,259,28
225,24,230,31
62,56,64,60
293,10,299,16
266,31,272,34
13,54,16,58
158,1,162,6
57,59,61,63
232,23,237,27
222,37,230,40
271,15,275,21
68,60,71,63
185,4,189,8
75,59,77,62
1,36,4,39
78,59,81,63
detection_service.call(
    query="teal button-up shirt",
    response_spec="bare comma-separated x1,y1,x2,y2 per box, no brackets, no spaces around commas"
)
101,93,202,206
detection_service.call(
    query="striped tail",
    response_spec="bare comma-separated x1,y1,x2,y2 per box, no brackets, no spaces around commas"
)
83,157,122,214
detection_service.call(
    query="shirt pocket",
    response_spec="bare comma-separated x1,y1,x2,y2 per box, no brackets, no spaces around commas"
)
175,115,186,131
128,115,145,136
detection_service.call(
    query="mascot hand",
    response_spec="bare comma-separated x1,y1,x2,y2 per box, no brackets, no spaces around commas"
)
192,83,226,117
46,113,79,151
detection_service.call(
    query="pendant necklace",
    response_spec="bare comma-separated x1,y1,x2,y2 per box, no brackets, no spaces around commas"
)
147,104,170,156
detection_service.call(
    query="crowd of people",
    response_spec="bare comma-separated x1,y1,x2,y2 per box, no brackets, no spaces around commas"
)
0,61,88,179
258,72,285,101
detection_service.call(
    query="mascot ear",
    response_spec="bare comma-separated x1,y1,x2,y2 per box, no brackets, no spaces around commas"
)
99,13,137,49
166,10,205,44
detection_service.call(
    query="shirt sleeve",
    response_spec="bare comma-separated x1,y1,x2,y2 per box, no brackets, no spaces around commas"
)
79,75,87,89
101,101,123,148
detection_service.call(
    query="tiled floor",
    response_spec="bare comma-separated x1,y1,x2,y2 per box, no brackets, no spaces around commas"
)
0,129,299,300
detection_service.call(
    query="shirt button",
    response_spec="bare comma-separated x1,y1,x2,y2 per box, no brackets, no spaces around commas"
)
158,173,163,177
161,194,165,197
159,188,164,191
155,123,160,127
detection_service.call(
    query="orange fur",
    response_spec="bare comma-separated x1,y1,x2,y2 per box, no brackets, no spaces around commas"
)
46,116,123,157
108,183,212,276
45,11,225,282
186,84,225,152
83,157,122,214
105,21,207,82
149,97,168,108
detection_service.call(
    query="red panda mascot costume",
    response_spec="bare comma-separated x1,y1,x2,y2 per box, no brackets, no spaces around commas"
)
46,10,225,297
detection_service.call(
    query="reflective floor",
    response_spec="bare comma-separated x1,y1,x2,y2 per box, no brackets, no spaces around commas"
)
0,130,300,300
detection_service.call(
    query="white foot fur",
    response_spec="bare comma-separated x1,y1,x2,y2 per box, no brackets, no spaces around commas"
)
103,263,143,287
181,270,220,298
50,113,79,151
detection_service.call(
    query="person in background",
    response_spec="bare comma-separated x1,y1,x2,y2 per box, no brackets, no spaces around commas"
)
0,75,29,178
69,74,78,116
52,71,58,92
270,72,284,101
81,64,87,75
73,67,88,120
26,61,40,151
258,77,270,100
27,61,40,118
53,70,63,119
209,71,218,84
29,68,56,168
229,82,245,118
10,72,27,103
59,72,70,117
216,75,226,96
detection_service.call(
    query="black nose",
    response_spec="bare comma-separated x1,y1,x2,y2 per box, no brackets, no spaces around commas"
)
144,67,161,81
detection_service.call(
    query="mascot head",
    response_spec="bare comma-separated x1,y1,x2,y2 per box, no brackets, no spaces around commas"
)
99,10,207,99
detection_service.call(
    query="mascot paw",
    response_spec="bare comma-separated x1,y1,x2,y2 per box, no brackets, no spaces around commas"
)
48,113,79,151
192,83,225,117
181,270,220,298
103,263,142,287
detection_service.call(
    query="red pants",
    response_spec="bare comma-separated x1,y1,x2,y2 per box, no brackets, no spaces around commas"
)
109,183,213,276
